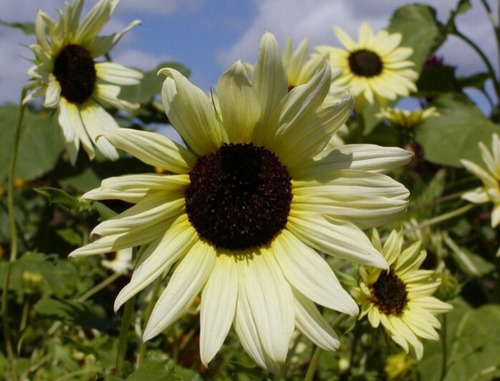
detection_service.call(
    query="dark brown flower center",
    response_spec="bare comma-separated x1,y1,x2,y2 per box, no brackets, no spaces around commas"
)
370,269,408,315
185,143,292,251
53,44,96,104
348,49,383,77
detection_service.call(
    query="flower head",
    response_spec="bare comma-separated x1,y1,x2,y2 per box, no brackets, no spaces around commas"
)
101,248,133,274
461,134,500,227
316,22,418,107
70,32,412,372
351,229,453,360
24,0,143,164
376,106,439,129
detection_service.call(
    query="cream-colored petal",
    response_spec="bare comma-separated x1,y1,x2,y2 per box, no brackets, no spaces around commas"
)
114,215,197,311
333,26,357,50
216,61,259,143
102,128,196,174
293,289,340,351
45,77,61,108
200,254,238,366
143,240,216,341
57,97,77,143
287,211,388,268
90,192,184,236
237,251,295,365
58,98,94,159
89,20,141,57
83,173,189,203
69,219,170,257
75,0,113,44
292,172,409,229
251,32,288,145
160,68,223,156
234,276,281,373
79,102,119,160
461,187,490,204
95,62,143,85
292,144,413,179
273,230,358,315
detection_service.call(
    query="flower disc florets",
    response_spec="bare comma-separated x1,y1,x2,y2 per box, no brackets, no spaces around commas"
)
370,269,408,315
348,49,383,77
53,44,97,104
185,143,292,251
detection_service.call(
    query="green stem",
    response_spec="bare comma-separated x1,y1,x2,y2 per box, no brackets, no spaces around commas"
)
405,204,475,236
115,295,137,378
137,276,163,366
47,271,122,336
2,89,29,381
304,314,349,381
478,0,500,79
451,26,500,101
439,314,448,381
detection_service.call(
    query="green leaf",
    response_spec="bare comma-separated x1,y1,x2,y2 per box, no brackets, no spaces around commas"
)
457,72,492,91
447,303,500,380
0,105,64,183
416,65,461,97
125,358,173,381
415,93,499,167
120,62,191,105
35,187,86,212
0,19,35,34
34,297,117,331
443,233,495,277
388,4,446,71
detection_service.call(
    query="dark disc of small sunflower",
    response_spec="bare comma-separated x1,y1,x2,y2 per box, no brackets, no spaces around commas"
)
185,143,292,251
53,44,97,104
370,269,408,315
348,49,383,77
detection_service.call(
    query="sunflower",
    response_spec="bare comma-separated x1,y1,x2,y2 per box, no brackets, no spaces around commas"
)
70,32,412,372
351,229,453,360
376,106,439,129
461,133,500,227
282,38,348,149
315,22,418,107
24,0,143,164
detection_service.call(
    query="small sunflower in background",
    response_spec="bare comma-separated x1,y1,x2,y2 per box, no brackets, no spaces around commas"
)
24,0,143,164
461,133,500,227
316,22,418,108
376,106,439,129
351,229,452,360
282,38,349,149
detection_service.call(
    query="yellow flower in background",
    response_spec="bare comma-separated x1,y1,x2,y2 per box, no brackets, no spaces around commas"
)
283,38,349,149
376,106,439,128
24,0,143,164
316,22,418,107
70,32,412,372
461,133,500,227
384,351,416,380
351,229,452,360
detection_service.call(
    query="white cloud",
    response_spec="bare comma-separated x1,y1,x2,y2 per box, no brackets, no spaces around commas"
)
217,0,497,79
118,0,203,15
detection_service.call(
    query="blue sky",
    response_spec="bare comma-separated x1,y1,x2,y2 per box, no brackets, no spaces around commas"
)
0,0,497,111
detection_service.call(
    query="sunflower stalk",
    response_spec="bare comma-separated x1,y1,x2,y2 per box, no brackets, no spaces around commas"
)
115,294,137,377
304,314,349,381
2,87,30,381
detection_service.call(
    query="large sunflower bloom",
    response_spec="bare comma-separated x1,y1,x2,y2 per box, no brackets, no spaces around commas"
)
316,22,418,107
351,229,453,360
24,0,143,164
461,133,500,227
70,33,412,372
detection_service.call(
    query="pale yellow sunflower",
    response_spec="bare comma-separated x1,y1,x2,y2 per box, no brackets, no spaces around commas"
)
316,22,418,107
461,133,500,227
24,0,143,164
70,33,412,372
282,38,348,149
351,229,453,359
376,106,439,128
